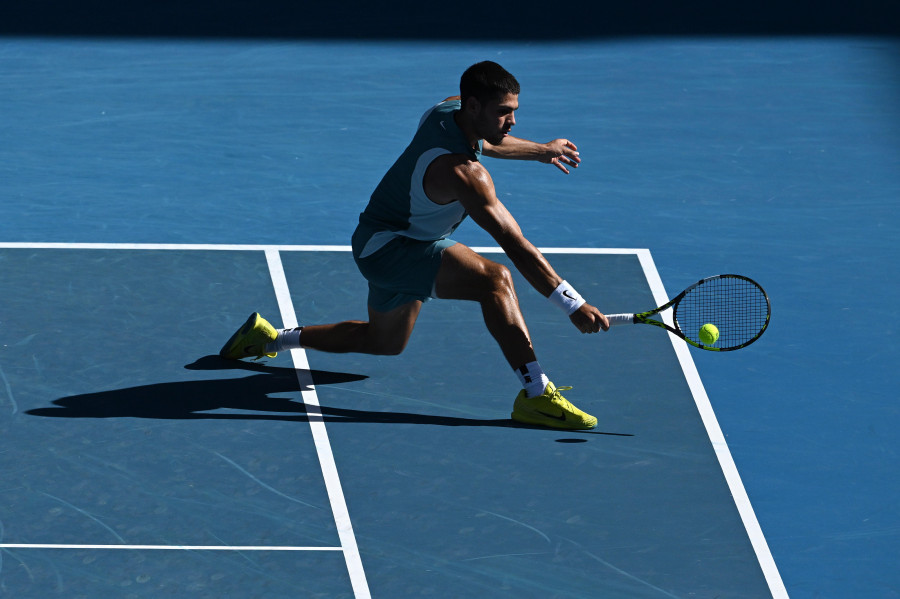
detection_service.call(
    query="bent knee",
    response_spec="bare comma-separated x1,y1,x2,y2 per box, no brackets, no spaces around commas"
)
484,262,516,296
368,334,409,356
377,342,406,356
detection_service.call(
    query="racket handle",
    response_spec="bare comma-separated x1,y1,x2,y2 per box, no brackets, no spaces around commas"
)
606,313,635,326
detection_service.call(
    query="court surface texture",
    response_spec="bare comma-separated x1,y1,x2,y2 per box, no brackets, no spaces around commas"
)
1,34,898,598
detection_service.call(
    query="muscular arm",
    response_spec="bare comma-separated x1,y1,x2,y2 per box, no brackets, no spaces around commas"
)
427,155,560,294
425,155,608,332
439,95,580,173
483,136,581,174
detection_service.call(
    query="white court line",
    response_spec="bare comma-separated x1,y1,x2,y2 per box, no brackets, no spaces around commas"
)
0,242,640,254
264,249,371,599
0,242,786,598
0,242,353,252
635,249,789,599
0,544,342,551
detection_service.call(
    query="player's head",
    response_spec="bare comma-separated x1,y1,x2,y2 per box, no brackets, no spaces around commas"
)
459,61,520,111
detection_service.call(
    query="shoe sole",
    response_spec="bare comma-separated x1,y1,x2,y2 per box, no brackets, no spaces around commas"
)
510,410,597,430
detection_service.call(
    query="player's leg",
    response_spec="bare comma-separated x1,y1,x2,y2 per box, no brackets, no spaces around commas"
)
223,233,436,359
433,242,535,369
220,301,422,359
288,232,440,355
295,300,422,355
434,242,597,430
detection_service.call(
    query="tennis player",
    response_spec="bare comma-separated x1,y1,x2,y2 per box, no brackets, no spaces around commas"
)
221,61,609,430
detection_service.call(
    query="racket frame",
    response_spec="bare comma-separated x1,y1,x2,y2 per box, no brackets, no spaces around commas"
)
606,274,771,352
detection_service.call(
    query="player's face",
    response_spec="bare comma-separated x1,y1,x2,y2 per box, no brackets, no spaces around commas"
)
475,93,518,145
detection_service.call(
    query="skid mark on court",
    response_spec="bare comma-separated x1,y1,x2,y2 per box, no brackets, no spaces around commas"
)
479,510,552,545
0,362,18,415
583,549,682,599
212,451,323,511
38,492,125,544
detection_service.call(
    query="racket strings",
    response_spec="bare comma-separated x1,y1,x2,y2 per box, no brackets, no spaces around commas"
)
675,276,769,349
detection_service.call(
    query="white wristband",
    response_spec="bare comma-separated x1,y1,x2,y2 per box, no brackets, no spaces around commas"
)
549,280,586,315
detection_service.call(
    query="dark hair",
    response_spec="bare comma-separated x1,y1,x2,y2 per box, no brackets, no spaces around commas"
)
459,61,520,109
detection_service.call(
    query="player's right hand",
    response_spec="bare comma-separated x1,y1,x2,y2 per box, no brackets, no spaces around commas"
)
569,303,609,333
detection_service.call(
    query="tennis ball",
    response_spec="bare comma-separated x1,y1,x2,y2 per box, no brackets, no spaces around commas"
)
699,323,719,345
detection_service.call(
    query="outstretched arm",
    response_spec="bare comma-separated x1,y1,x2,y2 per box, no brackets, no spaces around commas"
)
441,94,580,173
483,136,581,174
426,155,607,333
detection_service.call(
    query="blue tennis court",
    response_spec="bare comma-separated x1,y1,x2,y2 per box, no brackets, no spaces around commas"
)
1,21,898,599
0,244,777,598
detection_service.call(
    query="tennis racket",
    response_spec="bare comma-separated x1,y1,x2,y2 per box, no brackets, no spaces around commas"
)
606,274,770,351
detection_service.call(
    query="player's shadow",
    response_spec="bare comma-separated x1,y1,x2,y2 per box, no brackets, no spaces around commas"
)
26,355,628,433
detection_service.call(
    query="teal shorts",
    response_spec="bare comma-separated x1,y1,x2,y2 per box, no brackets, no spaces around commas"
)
351,225,457,313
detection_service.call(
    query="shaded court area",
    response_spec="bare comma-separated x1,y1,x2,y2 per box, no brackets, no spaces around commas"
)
0,245,778,597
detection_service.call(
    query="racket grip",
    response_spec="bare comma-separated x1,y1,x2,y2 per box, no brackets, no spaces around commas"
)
605,313,635,326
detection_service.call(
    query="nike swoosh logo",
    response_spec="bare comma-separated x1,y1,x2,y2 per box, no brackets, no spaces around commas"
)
563,290,576,300
536,409,567,421
439,120,447,130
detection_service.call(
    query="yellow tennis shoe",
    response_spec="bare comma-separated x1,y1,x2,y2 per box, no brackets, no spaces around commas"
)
219,312,278,360
511,382,597,430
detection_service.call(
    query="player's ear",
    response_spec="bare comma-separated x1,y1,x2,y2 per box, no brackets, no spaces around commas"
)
463,95,482,115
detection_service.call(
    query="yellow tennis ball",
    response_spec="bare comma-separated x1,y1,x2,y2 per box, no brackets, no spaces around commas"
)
699,323,719,345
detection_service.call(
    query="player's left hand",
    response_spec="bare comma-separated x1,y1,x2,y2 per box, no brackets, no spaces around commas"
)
541,139,581,174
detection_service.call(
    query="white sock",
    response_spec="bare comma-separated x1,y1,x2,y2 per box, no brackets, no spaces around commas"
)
265,327,303,354
515,361,550,398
